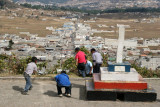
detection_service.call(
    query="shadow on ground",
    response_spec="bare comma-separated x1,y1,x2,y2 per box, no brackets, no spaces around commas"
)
43,83,86,100
43,90,58,97
12,86,24,92
156,99,160,102
72,83,86,100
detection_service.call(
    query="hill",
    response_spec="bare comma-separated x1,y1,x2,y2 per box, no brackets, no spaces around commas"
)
13,0,160,10
0,0,18,9
13,0,69,4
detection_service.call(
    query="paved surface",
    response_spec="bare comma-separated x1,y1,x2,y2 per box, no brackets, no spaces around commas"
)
0,79,160,107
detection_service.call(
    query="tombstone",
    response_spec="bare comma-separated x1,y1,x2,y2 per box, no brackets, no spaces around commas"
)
86,24,157,101
101,24,138,81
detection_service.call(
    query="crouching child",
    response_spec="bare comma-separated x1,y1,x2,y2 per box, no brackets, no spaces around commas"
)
55,71,71,97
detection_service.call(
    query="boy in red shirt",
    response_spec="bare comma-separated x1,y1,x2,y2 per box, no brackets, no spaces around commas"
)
75,47,86,77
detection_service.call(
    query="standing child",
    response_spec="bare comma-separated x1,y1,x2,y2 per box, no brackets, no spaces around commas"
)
90,48,103,73
55,71,71,97
22,57,38,95
75,47,86,78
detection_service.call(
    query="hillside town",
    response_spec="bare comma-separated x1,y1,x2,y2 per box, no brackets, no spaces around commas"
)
0,17,160,71
0,0,160,72
1,0,160,106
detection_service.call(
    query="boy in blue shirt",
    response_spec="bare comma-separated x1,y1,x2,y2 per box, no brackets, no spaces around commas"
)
55,71,71,97
85,56,93,76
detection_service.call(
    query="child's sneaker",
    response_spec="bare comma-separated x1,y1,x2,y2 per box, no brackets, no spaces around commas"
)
67,94,71,97
29,86,33,90
21,91,28,95
58,94,62,97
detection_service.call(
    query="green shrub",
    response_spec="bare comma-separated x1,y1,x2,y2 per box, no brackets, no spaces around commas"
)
131,63,160,78
0,54,48,74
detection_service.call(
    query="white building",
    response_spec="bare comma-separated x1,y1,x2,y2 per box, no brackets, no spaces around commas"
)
139,56,160,70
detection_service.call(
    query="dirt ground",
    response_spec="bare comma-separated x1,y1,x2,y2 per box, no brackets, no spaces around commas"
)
0,8,160,39
0,79,160,107
0,8,70,37
85,18,160,39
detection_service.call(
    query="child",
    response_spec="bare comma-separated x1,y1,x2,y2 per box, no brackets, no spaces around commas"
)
55,71,71,97
22,57,38,95
85,56,93,76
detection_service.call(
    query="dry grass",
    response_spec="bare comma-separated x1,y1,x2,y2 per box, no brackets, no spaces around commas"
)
84,18,160,39
0,16,69,37
0,8,70,37
0,8,160,39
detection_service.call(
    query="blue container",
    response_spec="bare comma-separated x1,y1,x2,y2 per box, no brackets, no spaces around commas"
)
108,61,131,72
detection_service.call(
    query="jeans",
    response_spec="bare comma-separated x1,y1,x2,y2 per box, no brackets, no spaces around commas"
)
77,63,86,77
24,72,32,92
93,63,102,73
85,65,91,75
57,84,71,95
78,69,86,77
85,69,90,75
77,63,85,70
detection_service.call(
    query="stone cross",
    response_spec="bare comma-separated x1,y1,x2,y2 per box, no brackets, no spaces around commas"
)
116,24,130,63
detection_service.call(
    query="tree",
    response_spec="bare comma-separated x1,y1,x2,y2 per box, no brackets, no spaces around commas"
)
101,53,108,67
80,46,89,55
62,57,76,73
0,0,6,9
8,39,14,49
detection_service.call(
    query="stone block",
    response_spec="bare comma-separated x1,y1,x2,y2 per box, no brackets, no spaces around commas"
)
93,73,147,90
123,91,157,102
86,80,157,101
100,67,139,81
86,80,117,101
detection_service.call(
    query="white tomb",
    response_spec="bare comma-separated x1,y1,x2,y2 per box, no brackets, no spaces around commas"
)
101,24,139,81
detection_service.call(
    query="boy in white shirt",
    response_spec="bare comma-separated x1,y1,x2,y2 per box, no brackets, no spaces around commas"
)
22,57,37,95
